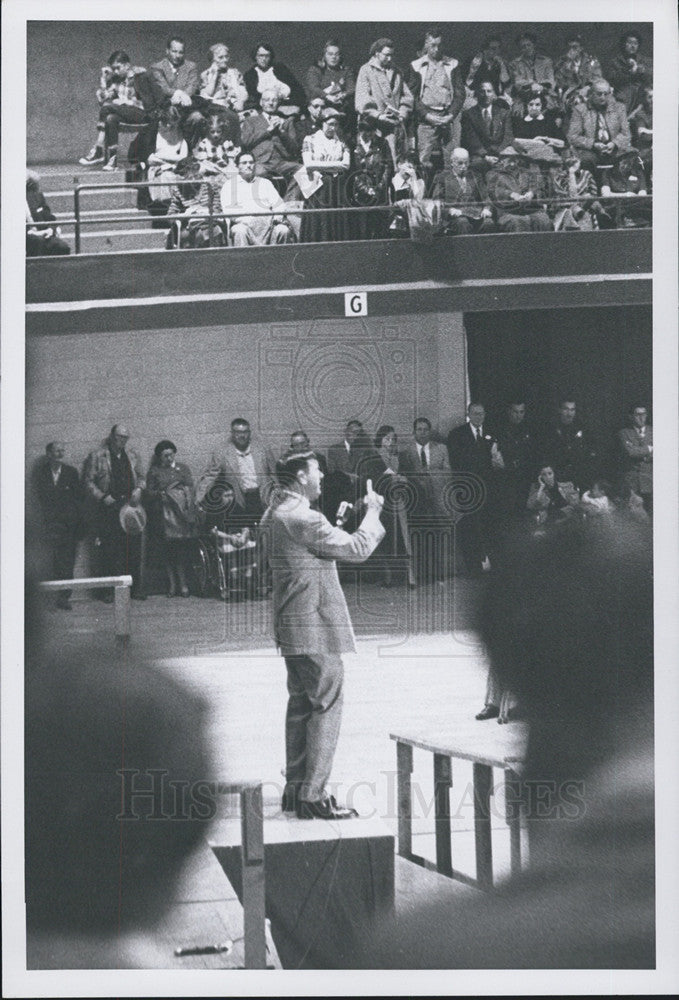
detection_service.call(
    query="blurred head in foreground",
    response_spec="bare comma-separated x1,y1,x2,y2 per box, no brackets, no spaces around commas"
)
354,515,654,969
25,581,213,965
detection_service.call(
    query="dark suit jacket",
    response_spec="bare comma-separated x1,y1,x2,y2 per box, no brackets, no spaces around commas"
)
240,113,300,173
399,441,451,520
430,169,487,211
461,101,514,160
447,422,496,480
34,461,83,530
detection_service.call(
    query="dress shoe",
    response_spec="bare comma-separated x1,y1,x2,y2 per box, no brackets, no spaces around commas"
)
475,704,500,721
297,795,358,820
56,597,72,611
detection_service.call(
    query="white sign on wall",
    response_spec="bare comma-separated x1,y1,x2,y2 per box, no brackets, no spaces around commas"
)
344,292,368,317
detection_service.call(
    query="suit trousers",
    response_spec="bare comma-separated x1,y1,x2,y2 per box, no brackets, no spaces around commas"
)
284,653,344,802
46,523,78,599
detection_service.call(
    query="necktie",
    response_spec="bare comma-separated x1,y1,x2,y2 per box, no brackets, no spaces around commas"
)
420,446,427,468
484,107,491,125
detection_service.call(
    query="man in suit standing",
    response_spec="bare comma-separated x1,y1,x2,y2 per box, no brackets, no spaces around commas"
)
400,417,452,583
197,417,277,529
461,80,514,176
541,398,596,492
149,36,203,147
619,404,653,514
261,451,385,819
447,403,500,574
34,442,83,610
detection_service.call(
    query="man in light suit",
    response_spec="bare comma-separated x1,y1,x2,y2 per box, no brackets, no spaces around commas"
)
619,404,653,514
197,417,277,529
399,417,452,583
260,451,385,820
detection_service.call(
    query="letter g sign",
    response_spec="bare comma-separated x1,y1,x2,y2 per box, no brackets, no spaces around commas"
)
344,292,368,316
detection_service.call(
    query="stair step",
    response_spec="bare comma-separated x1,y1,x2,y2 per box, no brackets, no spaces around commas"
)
79,229,169,253
47,187,141,211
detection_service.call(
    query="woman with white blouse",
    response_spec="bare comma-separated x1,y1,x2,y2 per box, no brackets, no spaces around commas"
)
300,108,351,243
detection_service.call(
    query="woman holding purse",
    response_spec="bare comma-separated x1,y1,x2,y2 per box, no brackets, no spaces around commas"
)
146,440,198,597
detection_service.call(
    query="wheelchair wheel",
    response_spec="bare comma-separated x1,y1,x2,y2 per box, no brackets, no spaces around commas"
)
191,538,210,597
217,553,229,600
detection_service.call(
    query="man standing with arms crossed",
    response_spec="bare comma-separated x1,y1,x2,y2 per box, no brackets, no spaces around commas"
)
261,451,385,820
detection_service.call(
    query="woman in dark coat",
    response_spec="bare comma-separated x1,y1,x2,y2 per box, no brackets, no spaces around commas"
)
347,110,393,239
146,439,198,596
355,426,416,587
244,42,306,114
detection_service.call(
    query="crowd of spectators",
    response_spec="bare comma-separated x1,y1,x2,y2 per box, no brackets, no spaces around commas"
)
54,26,652,251
34,399,652,608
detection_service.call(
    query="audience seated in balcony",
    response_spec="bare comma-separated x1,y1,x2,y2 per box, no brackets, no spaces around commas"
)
606,30,653,115
300,108,351,243
79,50,152,171
192,114,239,176
629,85,652,190
566,78,631,180
430,148,496,234
199,43,248,114
219,151,294,246
295,97,327,150
485,146,552,232
355,37,414,165
305,40,356,127
244,42,306,117
512,88,565,146
26,172,70,256
553,33,603,100
165,159,224,249
149,36,204,148
550,149,603,232
240,90,302,189
465,36,512,104
347,110,394,239
508,31,555,99
407,27,466,181
461,80,514,176
146,107,190,204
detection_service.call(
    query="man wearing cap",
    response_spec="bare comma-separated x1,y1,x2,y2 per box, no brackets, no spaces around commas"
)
430,147,496,233
461,80,514,176
34,442,84,610
485,146,552,231
260,450,385,819
84,424,146,600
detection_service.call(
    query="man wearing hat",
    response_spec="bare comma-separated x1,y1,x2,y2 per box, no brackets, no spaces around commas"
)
485,145,552,231
84,424,147,600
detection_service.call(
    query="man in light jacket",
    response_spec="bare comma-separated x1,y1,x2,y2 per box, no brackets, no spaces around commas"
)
407,28,465,175
567,78,632,176
260,451,385,820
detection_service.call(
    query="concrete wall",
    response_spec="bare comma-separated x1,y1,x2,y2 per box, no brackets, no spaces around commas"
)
27,20,651,163
25,311,467,481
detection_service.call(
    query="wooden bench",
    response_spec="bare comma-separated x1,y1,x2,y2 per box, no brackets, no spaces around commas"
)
391,732,525,891
38,574,132,641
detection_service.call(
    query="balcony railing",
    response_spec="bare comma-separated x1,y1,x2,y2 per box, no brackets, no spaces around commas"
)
27,179,652,255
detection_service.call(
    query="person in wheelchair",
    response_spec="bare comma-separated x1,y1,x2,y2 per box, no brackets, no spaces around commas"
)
196,477,259,600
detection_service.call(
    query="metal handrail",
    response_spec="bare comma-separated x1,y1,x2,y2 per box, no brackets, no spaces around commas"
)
29,178,652,254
